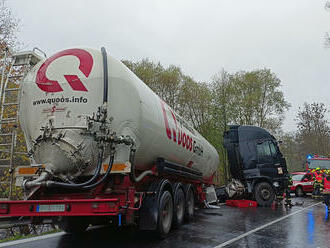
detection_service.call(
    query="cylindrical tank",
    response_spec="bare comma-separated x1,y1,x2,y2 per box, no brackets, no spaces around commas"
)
19,48,219,180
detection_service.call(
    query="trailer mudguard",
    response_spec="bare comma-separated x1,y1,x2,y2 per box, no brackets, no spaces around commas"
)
139,179,173,230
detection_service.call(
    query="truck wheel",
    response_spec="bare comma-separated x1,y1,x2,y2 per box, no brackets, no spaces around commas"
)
57,217,89,234
254,182,275,207
185,187,195,222
157,190,173,238
173,187,185,228
295,186,304,197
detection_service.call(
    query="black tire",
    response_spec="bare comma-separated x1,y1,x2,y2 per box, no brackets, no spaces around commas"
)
173,187,185,228
295,186,304,197
157,190,173,238
254,182,275,207
185,187,195,222
57,217,89,234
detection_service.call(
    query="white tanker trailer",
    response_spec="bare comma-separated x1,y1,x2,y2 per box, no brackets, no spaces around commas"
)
20,47,219,182
1,47,220,236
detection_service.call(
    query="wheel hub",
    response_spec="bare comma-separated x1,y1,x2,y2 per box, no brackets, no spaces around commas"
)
261,189,271,200
162,199,172,229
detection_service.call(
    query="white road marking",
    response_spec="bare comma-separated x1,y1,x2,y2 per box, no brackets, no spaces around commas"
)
214,201,322,248
0,201,323,247
0,231,64,247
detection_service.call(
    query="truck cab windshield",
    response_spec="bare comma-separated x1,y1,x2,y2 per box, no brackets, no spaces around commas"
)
256,140,280,162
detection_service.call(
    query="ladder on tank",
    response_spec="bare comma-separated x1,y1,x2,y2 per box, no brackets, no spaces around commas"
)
0,48,44,199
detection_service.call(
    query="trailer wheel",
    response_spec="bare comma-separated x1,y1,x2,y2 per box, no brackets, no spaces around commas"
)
57,217,89,234
173,187,185,228
185,187,195,222
254,182,275,207
157,190,173,238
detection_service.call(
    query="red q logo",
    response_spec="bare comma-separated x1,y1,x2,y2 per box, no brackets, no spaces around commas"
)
36,49,93,92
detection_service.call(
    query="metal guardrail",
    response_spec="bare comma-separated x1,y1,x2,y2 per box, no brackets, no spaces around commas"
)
0,214,54,229
0,217,32,229
0,217,57,241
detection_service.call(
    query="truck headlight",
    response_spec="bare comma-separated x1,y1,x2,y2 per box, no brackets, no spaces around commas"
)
273,181,279,187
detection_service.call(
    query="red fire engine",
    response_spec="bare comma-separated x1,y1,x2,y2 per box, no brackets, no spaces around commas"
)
306,155,330,171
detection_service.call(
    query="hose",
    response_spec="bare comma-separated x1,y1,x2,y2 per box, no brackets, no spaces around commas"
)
43,147,105,189
80,155,114,189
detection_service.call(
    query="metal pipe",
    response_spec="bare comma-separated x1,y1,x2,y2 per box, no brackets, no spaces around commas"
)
101,47,108,104
40,126,88,130
0,50,8,106
33,47,47,58
129,146,153,183
23,171,50,190
133,170,153,183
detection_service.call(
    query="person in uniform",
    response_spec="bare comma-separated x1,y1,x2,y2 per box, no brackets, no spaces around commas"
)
312,169,317,197
313,168,323,198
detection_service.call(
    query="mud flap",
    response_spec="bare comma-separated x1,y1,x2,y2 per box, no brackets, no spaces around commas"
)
139,193,159,230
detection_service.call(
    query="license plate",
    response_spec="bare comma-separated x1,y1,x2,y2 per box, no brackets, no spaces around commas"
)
37,204,65,212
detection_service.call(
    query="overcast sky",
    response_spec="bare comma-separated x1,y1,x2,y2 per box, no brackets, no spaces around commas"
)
7,0,330,132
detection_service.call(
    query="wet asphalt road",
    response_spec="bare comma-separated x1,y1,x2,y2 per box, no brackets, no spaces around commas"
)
1,197,329,248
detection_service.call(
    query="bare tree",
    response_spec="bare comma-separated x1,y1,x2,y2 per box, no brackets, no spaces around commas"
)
296,102,330,156
0,0,20,53
325,1,330,47
326,1,330,10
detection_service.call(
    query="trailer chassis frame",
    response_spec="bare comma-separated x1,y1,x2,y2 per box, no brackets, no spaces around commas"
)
0,160,212,229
